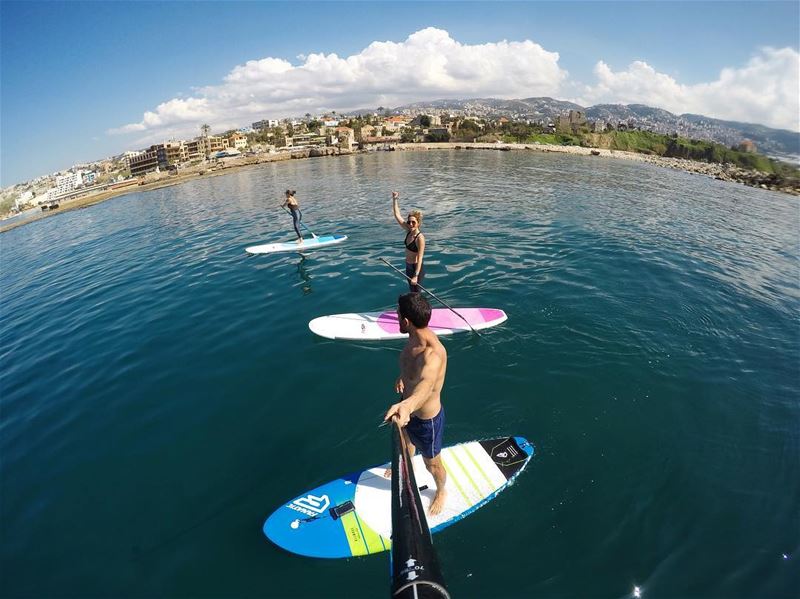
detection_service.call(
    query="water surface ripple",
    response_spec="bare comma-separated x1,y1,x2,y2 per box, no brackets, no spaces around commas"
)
1,151,798,598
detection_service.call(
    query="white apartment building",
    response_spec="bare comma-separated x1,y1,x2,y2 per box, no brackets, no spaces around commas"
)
54,172,82,195
14,190,34,210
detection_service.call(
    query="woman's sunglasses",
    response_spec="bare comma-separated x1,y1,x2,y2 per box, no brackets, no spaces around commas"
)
407,220,418,225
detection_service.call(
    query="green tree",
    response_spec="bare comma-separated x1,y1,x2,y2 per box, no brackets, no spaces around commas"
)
420,115,432,128
510,123,529,143
401,130,417,143
271,127,286,148
0,196,15,215
425,130,450,143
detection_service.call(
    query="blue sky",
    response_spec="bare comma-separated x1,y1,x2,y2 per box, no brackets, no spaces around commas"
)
2,1,798,186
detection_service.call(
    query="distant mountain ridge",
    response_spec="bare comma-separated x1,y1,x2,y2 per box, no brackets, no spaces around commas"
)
375,97,799,161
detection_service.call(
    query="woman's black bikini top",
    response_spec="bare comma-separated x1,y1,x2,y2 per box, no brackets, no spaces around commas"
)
404,231,421,253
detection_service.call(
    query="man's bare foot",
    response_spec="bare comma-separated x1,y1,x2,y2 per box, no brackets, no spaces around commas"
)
428,489,447,516
383,467,391,479
296,237,304,243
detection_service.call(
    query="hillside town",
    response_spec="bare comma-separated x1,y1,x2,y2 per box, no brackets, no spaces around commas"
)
0,105,784,219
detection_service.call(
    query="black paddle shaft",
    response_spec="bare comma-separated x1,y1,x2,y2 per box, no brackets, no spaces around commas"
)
390,421,450,599
379,257,480,336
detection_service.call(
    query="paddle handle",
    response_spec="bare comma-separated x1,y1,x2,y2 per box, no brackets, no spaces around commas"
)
379,257,480,335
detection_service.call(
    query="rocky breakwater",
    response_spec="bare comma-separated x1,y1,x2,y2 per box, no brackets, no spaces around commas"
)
612,152,800,196
397,142,799,196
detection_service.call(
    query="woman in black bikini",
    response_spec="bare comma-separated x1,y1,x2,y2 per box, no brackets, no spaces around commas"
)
391,191,426,292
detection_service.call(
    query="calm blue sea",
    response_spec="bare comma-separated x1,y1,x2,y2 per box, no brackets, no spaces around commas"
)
1,151,798,598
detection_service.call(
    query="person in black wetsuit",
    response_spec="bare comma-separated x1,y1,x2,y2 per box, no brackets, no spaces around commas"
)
391,191,426,292
281,189,303,242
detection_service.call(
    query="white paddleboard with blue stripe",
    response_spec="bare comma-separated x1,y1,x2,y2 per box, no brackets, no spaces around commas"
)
245,234,347,255
263,436,534,558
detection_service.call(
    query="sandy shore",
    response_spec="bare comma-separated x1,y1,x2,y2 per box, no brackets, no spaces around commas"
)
2,142,796,234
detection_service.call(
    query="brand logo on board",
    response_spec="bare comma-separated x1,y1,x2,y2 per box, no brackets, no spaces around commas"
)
495,445,518,461
287,494,330,517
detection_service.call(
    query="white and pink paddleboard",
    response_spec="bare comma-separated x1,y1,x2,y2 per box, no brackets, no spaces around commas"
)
308,308,507,340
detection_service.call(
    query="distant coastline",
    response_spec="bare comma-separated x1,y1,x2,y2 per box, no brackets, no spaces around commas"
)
2,142,797,234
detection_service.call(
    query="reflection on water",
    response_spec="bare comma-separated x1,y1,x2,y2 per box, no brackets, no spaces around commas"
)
296,254,313,295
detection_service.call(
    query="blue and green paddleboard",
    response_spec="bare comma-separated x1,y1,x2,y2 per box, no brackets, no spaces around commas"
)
263,436,534,558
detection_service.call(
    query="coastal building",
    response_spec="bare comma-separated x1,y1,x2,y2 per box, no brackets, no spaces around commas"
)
54,172,82,195
122,151,142,168
183,136,229,160
155,142,187,168
590,120,606,133
360,125,377,139
228,133,248,151
252,119,279,130
206,136,229,154
381,116,412,133
129,149,159,177
82,172,96,186
288,132,327,148
737,140,757,153
424,127,450,141
185,140,203,161
556,110,587,134
14,190,34,210
362,135,400,145
335,127,355,151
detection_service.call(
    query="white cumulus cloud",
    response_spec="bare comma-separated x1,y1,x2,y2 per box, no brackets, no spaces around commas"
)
109,27,567,142
110,29,800,145
576,47,799,131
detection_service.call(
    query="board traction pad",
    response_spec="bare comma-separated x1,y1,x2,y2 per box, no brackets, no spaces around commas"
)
263,436,534,558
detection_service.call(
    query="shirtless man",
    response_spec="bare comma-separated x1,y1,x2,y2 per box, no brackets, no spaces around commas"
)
384,293,448,515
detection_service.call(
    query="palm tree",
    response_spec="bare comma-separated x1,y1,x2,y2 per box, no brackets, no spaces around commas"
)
200,123,211,138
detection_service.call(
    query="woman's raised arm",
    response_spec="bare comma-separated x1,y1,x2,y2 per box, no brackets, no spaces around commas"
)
392,191,409,230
